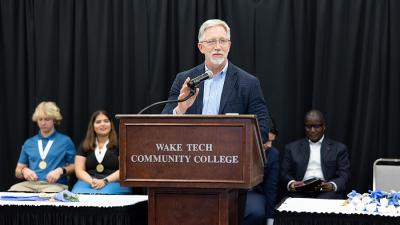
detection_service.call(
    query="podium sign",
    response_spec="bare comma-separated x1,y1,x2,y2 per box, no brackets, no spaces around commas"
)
117,115,265,225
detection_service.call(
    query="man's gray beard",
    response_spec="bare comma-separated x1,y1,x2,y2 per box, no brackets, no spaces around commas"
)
210,57,225,65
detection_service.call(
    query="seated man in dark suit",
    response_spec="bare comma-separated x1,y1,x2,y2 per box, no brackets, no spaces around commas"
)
243,118,279,225
281,109,350,199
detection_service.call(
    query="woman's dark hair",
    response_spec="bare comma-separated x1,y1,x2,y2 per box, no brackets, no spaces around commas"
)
81,110,118,151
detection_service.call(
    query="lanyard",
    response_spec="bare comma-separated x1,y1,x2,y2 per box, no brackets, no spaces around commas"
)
37,139,54,160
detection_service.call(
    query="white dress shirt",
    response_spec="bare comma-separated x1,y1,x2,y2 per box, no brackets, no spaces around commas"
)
303,136,325,181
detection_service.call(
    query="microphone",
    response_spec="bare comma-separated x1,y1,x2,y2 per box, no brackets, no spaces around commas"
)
188,70,213,88
137,70,213,114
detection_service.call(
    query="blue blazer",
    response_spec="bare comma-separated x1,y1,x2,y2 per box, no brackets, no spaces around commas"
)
263,147,279,218
281,137,351,192
244,146,279,221
161,62,269,141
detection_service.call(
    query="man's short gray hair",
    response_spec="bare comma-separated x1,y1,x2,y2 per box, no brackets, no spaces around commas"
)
198,19,231,42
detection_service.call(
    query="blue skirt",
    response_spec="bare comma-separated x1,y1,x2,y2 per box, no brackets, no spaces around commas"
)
71,180,132,194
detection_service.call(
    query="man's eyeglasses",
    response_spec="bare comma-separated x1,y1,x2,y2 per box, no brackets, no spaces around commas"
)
305,124,323,130
201,39,230,46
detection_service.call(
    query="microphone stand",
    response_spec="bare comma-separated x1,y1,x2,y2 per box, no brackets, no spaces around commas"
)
138,88,196,114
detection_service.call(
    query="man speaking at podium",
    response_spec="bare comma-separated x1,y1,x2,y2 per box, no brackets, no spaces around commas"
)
162,19,270,142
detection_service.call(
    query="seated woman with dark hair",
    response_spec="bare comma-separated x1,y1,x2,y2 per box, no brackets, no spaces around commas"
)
72,110,131,194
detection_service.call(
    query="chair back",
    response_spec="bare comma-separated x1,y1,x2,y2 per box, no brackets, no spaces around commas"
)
373,158,400,192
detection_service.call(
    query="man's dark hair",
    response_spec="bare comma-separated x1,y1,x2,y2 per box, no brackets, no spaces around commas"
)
304,109,326,124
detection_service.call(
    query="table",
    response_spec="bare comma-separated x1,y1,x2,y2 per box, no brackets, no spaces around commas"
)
0,192,148,225
275,197,400,225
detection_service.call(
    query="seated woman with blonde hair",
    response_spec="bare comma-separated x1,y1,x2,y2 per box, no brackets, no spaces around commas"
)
72,110,131,194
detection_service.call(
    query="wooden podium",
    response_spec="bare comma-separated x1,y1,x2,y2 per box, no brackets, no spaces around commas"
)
116,115,265,225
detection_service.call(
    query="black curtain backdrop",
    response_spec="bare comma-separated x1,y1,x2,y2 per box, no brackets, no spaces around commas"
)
1,0,399,196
